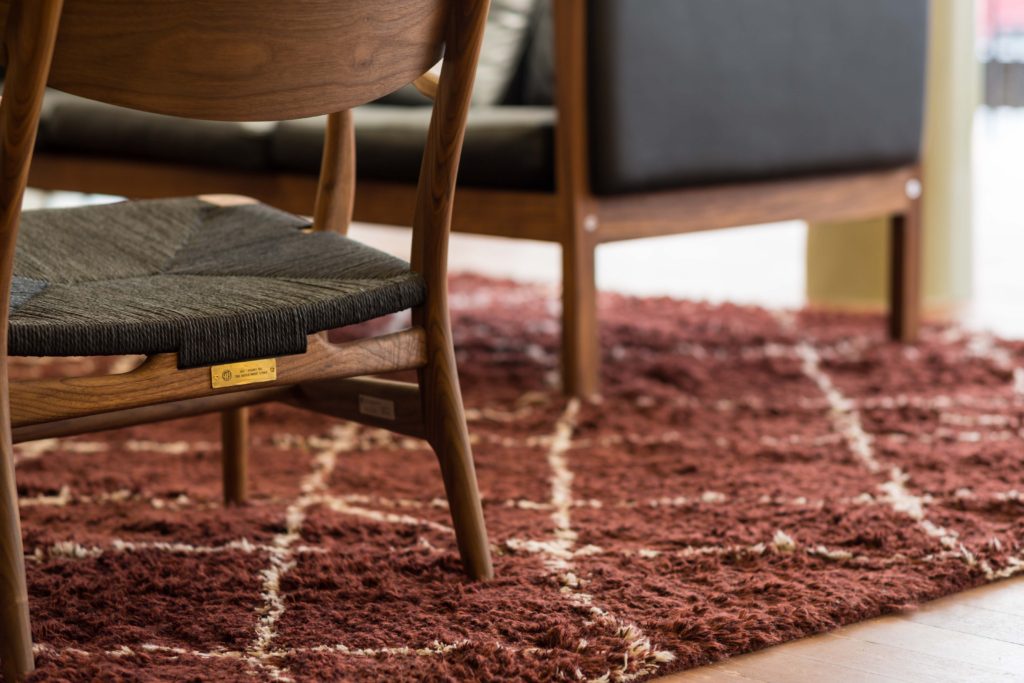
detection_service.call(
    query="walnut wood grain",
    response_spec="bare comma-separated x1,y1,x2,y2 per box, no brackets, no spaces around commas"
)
11,386,292,444
411,0,493,580
292,377,426,438
889,189,923,342
9,330,427,428
594,166,918,244
359,181,560,242
553,0,600,398
221,407,249,505
0,2,64,678
313,110,356,234
0,0,448,121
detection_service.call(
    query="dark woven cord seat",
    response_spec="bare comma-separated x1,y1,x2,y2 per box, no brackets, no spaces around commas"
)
8,197,426,368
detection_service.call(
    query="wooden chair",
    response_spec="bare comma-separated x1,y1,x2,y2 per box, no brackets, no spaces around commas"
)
0,0,493,679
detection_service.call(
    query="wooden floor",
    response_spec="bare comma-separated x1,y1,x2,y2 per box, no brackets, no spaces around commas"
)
660,576,1024,682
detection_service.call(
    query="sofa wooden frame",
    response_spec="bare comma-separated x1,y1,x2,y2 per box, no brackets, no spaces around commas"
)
24,1,923,398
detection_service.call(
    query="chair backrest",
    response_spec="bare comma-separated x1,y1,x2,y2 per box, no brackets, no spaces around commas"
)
0,0,489,364
0,0,450,121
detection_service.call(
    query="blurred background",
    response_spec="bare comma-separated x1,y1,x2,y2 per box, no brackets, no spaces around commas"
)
427,0,1024,335
29,0,1024,337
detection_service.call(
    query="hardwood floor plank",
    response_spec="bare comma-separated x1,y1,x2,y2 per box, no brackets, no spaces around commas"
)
662,667,754,682
904,602,1024,646
702,647,904,683
834,616,1024,672
795,632,1017,682
958,579,1024,618
661,577,1024,682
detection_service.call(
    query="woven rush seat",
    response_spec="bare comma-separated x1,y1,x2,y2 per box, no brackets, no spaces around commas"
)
8,197,426,368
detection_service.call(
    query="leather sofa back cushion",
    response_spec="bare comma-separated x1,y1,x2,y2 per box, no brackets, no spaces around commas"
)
379,0,538,106
525,0,928,195
474,0,539,105
589,0,928,194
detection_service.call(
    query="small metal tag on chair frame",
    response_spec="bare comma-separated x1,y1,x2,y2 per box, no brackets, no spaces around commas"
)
211,358,277,389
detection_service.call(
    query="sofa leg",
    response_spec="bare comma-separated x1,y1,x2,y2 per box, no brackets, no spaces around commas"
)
561,238,600,397
1,428,34,681
888,198,922,342
220,407,249,505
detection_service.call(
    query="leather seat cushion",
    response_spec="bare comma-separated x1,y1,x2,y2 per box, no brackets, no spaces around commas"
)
35,93,556,192
38,91,275,172
271,106,555,191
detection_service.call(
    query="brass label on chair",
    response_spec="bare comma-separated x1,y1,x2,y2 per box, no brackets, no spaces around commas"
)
211,358,278,389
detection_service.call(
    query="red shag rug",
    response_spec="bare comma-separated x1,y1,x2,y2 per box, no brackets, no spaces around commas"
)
11,274,1024,682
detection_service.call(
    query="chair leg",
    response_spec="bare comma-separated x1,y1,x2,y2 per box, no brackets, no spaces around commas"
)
888,199,922,342
420,336,493,580
1,432,34,681
220,407,249,506
561,237,600,397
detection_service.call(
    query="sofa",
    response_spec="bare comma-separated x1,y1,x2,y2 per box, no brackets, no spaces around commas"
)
24,0,930,396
